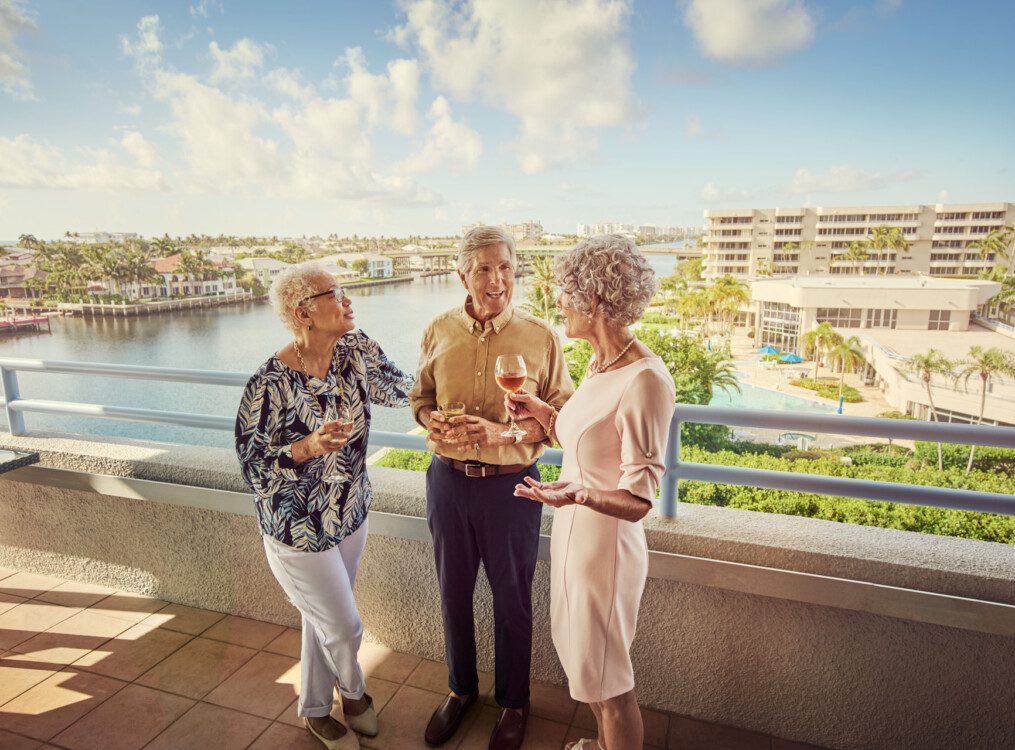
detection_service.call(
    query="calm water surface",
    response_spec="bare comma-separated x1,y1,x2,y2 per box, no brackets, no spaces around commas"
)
0,254,683,447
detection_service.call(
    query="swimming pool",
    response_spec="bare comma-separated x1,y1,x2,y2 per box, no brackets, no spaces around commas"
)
708,381,836,414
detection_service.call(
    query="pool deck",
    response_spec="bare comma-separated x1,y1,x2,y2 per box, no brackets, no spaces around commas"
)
722,330,898,448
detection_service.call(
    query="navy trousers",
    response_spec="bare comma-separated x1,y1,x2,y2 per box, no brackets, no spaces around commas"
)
425,456,542,709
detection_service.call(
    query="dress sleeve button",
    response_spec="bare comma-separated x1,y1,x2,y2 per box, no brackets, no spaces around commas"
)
645,451,653,458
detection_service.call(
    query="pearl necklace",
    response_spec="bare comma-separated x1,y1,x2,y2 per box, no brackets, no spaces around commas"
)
588,337,636,375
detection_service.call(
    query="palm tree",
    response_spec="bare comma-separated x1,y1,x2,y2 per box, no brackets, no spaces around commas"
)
842,241,869,276
708,352,741,399
802,322,842,381
901,349,955,470
867,225,909,275
152,235,176,258
828,336,865,402
954,346,1015,474
521,255,562,325
968,225,1014,279
710,275,750,340
17,233,40,250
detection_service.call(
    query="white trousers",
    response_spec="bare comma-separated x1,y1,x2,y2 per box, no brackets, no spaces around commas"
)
262,520,368,717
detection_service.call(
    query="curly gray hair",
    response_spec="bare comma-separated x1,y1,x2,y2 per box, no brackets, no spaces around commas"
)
555,234,657,325
268,261,334,334
457,225,516,275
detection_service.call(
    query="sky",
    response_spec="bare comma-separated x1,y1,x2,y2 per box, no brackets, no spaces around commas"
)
1,0,1013,240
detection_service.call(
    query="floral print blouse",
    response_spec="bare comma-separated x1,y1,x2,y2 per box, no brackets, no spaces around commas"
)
236,330,413,552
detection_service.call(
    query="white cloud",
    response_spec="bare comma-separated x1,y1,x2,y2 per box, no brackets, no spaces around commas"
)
685,114,702,138
265,68,316,102
338,48,420,135
120,131,157,166
397,96,482,175
190,0,223,18
155,70,282,190
120,103,143,116
209,38,268,82
120,15,162,64
0,0,36,100
683,0,814,65
393,0,637,173
937,190,949,204
0,134,167,191
789,165,920,194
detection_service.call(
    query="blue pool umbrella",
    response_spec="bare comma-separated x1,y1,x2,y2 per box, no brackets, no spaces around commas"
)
838,395,844,415
779,353,804,363
757,345,779,354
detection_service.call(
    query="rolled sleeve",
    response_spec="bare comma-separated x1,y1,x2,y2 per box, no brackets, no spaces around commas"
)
615,368,676,501
541,330,574,410
359,331,414,407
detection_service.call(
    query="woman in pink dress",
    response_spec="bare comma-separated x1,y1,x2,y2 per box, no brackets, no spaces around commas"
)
507,235,675,750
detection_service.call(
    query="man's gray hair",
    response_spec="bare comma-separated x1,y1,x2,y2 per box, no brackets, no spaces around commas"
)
457,225,516,275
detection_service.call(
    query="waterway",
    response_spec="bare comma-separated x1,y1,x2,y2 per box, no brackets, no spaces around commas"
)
0,254,685,447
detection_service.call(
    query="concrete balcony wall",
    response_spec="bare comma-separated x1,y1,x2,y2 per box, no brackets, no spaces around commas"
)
0,432,1013,749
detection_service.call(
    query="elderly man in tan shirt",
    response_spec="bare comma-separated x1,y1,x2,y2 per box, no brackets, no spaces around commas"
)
409,225,572,750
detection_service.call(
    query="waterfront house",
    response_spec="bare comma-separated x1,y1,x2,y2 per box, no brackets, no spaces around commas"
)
234,256,291,288
365,253,394,278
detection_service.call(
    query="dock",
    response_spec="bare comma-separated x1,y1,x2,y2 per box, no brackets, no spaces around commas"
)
0,314,52,335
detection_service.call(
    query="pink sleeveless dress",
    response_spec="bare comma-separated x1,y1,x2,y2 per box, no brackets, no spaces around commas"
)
550,356,676,702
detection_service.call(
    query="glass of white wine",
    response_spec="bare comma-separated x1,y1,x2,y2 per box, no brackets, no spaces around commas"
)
322,400,354,484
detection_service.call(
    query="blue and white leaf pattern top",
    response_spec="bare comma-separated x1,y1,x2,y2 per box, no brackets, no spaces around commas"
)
235,330,413,552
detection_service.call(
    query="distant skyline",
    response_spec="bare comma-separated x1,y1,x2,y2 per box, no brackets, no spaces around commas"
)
1,0,1013,240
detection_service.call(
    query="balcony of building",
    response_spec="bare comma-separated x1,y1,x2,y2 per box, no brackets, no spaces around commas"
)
0,359,1013,750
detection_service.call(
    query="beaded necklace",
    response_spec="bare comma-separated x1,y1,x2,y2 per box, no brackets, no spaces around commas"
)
588,337,636,376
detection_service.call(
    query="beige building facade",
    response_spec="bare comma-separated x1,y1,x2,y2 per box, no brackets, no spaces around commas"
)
703,202,1013,280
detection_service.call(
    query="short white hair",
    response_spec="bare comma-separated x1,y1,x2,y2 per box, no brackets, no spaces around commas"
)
268,261,334,334
555,234,657,325
457,225,515,275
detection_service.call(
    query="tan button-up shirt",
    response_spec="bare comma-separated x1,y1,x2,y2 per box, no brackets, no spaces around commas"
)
409,301,574,465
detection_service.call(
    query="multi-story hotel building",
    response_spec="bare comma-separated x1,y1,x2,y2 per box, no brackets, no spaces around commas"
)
702,203,1013,280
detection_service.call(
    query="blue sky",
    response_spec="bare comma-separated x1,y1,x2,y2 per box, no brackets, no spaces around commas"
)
1,0,1013,240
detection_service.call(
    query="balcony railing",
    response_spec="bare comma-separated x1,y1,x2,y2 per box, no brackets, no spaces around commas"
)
2,357,1014,521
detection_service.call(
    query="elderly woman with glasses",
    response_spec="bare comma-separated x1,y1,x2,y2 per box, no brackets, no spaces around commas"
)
236,261,413,750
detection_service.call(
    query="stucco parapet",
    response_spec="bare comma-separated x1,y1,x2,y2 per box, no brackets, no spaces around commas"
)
3,430,1012,602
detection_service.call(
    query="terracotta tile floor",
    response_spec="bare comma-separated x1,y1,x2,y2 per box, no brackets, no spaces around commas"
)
0,569,828,750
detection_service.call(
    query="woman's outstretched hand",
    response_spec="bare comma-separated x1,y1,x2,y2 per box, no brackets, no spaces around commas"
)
513,476,588,508
505,391,551,425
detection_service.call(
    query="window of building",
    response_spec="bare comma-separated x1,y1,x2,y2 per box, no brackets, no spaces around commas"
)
865,309,897,328
928,310,951,330
776,215,803,223
932,240,963,248
816,308,862,327
971,211,1004,220
936,212,967,220
760,302,801,353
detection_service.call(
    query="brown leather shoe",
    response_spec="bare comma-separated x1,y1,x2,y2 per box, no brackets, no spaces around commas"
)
424,691,477,746
488,703,529,750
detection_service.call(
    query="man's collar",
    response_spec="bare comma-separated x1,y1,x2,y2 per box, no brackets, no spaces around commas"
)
460,297,514,334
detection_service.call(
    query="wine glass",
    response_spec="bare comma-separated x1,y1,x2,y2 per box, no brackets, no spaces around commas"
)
495,355,527,440
441,401,466,418
322,399,354,484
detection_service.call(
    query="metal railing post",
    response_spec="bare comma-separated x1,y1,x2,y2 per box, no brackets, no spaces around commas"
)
659,412,682,518
1,366,25,435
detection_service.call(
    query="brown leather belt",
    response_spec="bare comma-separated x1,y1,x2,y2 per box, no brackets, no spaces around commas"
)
435,454,531,478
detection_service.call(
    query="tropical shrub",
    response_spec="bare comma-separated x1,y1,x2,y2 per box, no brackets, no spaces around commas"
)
790,377,863,402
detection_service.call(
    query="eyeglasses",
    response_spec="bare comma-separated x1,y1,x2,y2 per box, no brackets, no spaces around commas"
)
301,287,346,304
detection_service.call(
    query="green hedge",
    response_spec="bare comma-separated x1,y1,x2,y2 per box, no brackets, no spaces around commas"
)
790,377,863,403
373,445,1015,544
